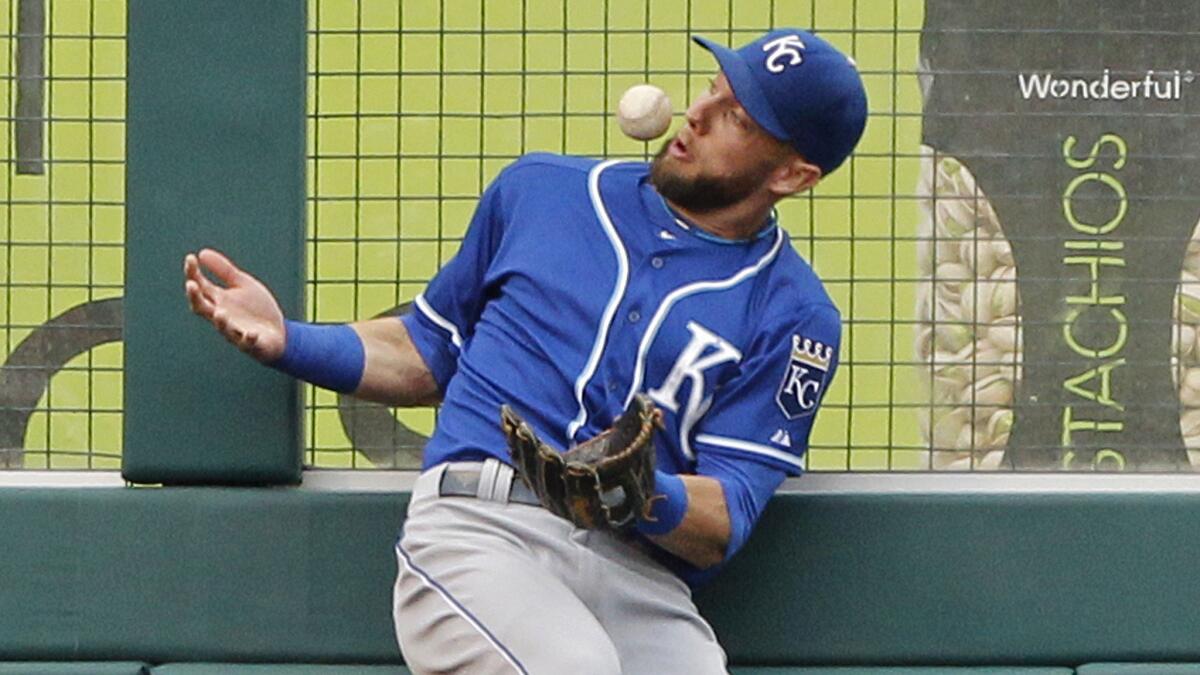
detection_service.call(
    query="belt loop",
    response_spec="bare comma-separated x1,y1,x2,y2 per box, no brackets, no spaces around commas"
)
423,463,452,500
492,462,515,503
476,458,500,500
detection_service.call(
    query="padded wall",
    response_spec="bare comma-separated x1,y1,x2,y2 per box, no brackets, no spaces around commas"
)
4,488,1200,666
0,489,407,663
123,0,306,485
696,492,1200,666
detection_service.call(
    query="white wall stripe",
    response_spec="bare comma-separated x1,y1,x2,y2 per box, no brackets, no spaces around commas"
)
0,471,127,488
566,159,631,442
777,472,1200,494
292,470,1200,495
414,293,464,349
695,433,805,470
623,228,784,410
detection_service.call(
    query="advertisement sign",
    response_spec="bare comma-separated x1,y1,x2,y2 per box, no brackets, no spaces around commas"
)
917,1,1200,469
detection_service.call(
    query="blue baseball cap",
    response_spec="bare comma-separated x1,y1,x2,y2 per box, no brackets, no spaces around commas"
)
693,29,868,175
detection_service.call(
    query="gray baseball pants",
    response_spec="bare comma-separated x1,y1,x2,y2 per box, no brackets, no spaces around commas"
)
393,458,728,674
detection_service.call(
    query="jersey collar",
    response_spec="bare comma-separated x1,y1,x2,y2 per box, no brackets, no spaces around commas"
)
640,175,778,246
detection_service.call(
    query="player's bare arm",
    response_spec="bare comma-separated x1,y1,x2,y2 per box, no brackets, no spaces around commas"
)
645,475,731,570
184,248,438,406
351,318,440,407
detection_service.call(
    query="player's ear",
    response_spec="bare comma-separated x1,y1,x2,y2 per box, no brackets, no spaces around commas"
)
768,152,822,197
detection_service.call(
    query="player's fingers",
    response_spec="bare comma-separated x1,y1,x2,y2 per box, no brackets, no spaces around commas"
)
238,331,260,355
216,310,246,341
185,280,215,314
185,263,219,301
186,253,225,301
198,248,247,287
212,308,236,337
222,320,246,345
185,280,216,318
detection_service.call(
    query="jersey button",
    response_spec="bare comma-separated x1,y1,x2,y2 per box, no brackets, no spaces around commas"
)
627,310,641,323
651,256,665,269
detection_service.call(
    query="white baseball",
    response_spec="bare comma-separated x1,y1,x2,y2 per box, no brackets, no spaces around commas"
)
617,84,672,141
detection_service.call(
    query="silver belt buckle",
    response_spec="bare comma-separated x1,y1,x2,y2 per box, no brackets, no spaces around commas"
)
437,464,481,497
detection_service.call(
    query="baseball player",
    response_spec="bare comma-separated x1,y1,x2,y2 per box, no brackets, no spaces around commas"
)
184,28,866,675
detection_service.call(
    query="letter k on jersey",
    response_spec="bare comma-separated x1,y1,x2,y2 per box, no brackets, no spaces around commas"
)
649,321,742,415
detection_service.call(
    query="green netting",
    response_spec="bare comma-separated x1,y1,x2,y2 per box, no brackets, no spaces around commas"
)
304,0,927,470
0,0,125,470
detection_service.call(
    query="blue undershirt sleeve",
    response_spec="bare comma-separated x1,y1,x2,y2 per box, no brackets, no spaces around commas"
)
696,449,787,559
695,450,787,563
400,312,457,392
690,303,842,562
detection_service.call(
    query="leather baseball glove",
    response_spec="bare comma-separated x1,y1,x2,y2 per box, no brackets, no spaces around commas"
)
500,394,663,532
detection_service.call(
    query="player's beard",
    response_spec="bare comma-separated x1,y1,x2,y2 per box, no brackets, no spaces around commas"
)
648,138,772,213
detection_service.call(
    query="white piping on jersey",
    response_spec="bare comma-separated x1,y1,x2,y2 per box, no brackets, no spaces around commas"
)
566,159,631,442
414,293,463,349
677,394,713,462
619,225,787,451
695,433,805,471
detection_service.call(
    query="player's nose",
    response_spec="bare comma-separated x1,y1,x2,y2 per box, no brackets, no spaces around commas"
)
684,93,713,135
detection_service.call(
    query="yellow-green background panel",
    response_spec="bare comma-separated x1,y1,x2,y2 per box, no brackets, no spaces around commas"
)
306,0,927,470
0,0,126,469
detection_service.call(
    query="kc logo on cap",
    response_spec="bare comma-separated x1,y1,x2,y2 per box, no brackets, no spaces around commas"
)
762,35,806,73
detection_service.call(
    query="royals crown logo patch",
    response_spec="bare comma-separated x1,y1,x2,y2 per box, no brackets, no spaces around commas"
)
776,335,832,419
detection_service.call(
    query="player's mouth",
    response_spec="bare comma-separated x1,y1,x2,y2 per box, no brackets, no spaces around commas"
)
668,136,690,160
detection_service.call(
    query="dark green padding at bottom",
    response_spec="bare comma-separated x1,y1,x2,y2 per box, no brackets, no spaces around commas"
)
0,488,410,664
724,662,1075,667
7,488,1200,667
1077,665,1200,674
151,665,410,674
0,664,148,674
697,492,1200,666
729,669,1074,674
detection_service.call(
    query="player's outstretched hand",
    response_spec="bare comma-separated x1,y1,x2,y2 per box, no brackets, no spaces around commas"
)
183,248,286,363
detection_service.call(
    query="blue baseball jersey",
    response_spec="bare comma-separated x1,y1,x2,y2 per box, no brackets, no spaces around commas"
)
402,153,841,581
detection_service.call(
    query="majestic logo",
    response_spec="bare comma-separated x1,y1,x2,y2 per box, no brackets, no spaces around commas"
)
762,35,805,74
776,335,833,419
770,428,792,447
649,321,742,415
